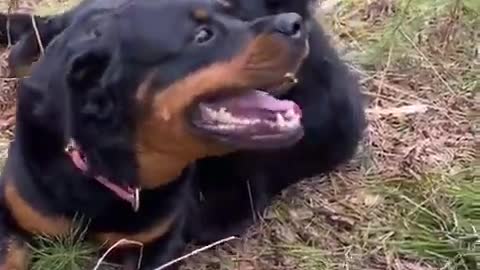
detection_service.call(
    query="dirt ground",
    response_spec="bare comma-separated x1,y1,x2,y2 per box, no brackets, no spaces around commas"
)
0,0,478,269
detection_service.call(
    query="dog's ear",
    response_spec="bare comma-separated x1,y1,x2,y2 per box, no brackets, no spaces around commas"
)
66,45,115,121
67,46,111,90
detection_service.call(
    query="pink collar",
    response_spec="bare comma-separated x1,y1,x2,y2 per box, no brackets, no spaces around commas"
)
64,139,140,212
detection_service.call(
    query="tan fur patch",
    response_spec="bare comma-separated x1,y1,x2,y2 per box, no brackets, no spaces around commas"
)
192,8,209,22
10,64,32,78
135,34,303,189
0,237,31,270
4,179,72,237
94,213,176,246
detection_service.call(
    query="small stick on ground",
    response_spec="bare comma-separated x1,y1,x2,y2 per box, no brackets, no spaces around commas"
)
246,180,258,223
30,14,45,54
6,0,19,47
93,239,144,270
152,236,238,270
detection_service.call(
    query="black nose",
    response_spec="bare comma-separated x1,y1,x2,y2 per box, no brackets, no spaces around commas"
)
274,13,303,38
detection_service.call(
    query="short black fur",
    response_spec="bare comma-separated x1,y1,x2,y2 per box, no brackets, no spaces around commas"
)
0,0,311,269
186,0,367,243
0,0,366,248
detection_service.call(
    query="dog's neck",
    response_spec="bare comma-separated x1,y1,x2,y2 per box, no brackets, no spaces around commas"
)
136,146,197,190
4,139,190,230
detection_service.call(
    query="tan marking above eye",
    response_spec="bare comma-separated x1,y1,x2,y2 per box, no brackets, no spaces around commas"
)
192,8,210,22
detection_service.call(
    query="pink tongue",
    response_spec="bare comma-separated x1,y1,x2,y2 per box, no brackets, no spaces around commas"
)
211,90,299,112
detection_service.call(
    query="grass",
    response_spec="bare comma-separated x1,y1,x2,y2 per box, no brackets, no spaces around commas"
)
30,235,97,270
279,245,332,269
29,224,97,270
381,169,479,269
0,0,478,269
27,216,121,270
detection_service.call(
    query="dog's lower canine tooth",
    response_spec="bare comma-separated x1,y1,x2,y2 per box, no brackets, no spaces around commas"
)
285,108,296,119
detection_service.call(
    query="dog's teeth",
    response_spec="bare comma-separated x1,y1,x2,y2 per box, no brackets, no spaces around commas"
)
217,124,237,130
214,107,239,124
205,106,300,130
276,113,286,127
285,108,296,119
261,111,301,130
205,106,263,126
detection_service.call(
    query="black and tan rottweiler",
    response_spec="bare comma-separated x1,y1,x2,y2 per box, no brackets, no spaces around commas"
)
0,0,309,268
188,0,366,243
0,0,366,246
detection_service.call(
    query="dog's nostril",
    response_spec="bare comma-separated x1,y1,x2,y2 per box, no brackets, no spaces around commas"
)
274,13,303,38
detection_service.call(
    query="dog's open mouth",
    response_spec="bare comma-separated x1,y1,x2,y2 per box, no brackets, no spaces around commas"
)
191,73,303,149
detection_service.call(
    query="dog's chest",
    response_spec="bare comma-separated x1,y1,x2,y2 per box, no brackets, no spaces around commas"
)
3,179,177,245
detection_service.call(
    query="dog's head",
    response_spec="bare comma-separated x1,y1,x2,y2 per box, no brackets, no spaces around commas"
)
17,0,308,207
212,0,316,20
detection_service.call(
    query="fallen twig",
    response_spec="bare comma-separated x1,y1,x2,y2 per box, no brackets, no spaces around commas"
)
366,104,429,116
153,236,238,270
93,239,144,270
30,14,45,54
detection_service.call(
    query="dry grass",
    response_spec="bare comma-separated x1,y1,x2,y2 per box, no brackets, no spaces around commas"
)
0,0,478,269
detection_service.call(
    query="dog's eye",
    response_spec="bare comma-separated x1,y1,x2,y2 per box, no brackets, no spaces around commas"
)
194,27,215,44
